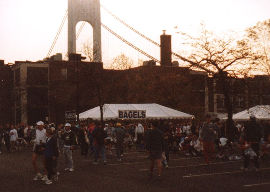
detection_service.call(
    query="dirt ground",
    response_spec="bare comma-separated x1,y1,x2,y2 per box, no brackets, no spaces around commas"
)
0,147,270,192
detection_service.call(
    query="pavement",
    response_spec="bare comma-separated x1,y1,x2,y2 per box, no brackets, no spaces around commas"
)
0,148,270,192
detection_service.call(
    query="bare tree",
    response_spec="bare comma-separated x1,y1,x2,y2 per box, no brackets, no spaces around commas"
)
109,53,134,70
81,40,94,62
246,19,270,74
175,26,260,139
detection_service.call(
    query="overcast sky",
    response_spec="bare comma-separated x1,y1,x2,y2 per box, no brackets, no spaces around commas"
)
0,0,270,65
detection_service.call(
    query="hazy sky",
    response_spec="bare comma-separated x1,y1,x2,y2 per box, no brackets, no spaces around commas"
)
0,0,270,65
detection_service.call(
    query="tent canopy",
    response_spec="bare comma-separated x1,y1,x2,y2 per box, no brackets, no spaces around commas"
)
224,105,270,121
79,103,194,120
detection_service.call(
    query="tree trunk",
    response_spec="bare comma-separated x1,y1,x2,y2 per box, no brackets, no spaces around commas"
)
218,72,235,141
97,86,104,127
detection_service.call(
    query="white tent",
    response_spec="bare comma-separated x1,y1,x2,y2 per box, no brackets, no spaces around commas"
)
224,105,270,121
79,103,194,120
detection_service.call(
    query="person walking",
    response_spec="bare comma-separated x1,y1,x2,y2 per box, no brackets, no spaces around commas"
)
78,126,89,157
9,125,18,152
62,123,76,172
114,123,126,161
44,128,59,185
243,114,262,171
92,123,107,165
104,123,114,155
146,122,164,177
135,123,144,150
32,121,47,181
163,127,171,168
200,115,216,164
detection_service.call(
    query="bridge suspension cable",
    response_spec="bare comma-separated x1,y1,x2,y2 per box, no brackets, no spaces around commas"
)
75,21,160,63
76,22,86,40
101,5,190,64
101,4,160,47
47,10,68,58
101,23,160,63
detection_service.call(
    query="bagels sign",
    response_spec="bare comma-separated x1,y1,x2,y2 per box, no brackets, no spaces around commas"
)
118,110,146,119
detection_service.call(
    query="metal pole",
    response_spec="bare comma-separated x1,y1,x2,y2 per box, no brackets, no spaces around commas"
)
76,57,79,123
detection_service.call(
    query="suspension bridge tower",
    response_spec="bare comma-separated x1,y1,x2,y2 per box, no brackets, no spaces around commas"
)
68,0,102,62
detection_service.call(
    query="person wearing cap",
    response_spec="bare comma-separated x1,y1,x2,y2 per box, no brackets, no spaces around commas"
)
61,123,76,172
243,114,262,171
114,123,126,161
33,121,47,181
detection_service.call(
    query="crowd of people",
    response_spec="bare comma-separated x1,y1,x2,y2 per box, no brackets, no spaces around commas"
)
1,115,270,184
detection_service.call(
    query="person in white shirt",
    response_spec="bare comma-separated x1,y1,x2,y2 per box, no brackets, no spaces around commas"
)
10,125,18,152
135,123,144,150
189,135,202,156
182,123,192,135
32,121,47,181
185,123,192,135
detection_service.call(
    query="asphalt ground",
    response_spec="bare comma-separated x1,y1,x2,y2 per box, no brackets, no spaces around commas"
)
1,147,270,192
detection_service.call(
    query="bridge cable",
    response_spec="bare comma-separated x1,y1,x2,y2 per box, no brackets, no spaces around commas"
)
47,10,68,58
101,4,160,47
75,21,160,63
101,5,190,63
76,22,86,40
101,23,160,63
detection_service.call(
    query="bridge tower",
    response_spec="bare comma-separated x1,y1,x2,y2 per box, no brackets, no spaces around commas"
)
68,0,102,62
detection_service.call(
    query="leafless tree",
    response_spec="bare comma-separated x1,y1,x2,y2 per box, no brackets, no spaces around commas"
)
246,19,270,75
81,41,94,62
109,53,134,70
175,26,260,139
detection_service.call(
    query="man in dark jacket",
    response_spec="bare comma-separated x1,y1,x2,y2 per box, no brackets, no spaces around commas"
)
78,126,89,157
92,123,107,164
146,122,164,177
44,128,59,185
114,123,126,161
243,114,262,170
